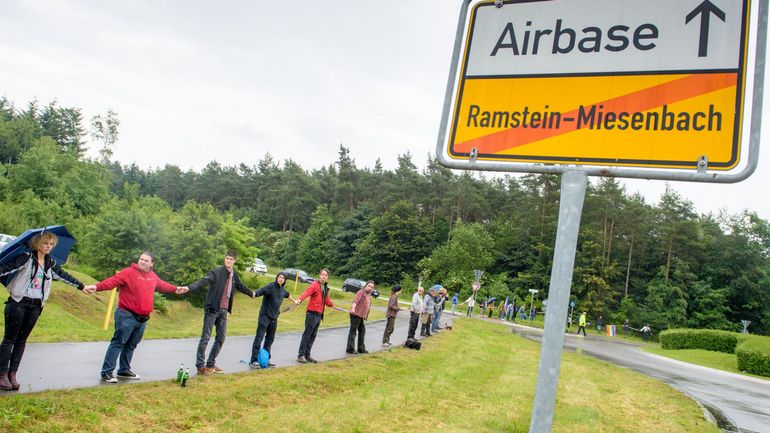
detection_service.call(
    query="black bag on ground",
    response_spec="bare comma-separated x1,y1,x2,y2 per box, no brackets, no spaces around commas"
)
404,338,421,350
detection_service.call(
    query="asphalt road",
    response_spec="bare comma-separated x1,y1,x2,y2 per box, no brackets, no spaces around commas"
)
8,311,427,394
506,322,770,433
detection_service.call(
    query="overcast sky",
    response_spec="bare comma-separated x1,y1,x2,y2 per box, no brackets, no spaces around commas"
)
2,0,769,220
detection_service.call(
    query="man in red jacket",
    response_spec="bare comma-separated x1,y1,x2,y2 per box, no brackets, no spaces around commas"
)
94,252,188,383
294,268,333,364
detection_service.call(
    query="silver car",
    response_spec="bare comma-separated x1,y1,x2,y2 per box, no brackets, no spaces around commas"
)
247,258,268,275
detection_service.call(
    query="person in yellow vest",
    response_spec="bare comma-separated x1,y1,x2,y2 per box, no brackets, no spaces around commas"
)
577,311,587,336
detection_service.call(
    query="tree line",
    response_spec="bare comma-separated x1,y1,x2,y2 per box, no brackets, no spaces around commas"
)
1,96,768,335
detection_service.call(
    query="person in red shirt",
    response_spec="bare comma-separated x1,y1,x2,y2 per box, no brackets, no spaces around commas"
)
346,280,374,354
93,252,188,383
294,268,333,364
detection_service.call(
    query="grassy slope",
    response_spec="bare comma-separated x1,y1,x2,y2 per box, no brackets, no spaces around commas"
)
0,319,718,433
0,270,385,343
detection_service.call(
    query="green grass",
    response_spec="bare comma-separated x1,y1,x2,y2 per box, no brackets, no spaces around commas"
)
643,345,770,380
0,270,384,343
0,320,718,433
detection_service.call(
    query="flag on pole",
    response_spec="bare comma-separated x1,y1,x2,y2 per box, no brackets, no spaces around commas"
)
504,296,509,311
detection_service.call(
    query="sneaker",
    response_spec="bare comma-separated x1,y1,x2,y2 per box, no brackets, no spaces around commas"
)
197,367,211,375
249,362,261,369
117,370,141,380
358,349,369,354
305,356,318,364
101,373,118,383
346,349,357,354
209,366,224,374
267,362,276,368
296,356,307,364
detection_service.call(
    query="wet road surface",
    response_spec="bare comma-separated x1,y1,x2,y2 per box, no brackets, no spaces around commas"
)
9,312,428,394
508,322,770,433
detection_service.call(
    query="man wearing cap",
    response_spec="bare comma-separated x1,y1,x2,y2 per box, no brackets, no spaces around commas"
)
577,311,587,336
346,280,374,354
382,285,402,346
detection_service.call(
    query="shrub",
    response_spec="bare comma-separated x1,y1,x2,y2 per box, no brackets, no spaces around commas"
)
659,329,739,353
153,292,169,314
736,336,770,377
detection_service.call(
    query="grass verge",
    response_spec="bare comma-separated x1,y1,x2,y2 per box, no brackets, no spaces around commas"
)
0,320,719,433
643,346,770,381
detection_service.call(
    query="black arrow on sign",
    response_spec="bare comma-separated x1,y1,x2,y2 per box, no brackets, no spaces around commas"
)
686,0,726,57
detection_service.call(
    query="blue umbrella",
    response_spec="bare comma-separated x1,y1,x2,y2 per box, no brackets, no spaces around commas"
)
0,225,76,286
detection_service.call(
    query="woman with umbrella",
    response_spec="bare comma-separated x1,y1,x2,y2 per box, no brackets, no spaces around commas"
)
0,230,91,391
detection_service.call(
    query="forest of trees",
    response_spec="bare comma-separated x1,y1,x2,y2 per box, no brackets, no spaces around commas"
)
1,96,769,335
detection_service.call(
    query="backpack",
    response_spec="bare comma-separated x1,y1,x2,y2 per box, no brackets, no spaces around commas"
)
404,338,421,350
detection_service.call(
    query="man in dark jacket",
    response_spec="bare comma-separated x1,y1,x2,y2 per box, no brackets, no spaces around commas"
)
249,272,296,367
188,250,255,375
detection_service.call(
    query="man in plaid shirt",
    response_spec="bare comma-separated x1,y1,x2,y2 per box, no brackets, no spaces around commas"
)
346,280,375,354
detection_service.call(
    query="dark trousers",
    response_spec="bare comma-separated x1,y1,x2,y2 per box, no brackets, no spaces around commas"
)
102,308,147,375
407,312,419,339
577,325,586,336
0,298,42,373
382,316,396,344
347,315,366,352
298,311,322,357
196,308,228,368
251,315,278,363
421,314,432,336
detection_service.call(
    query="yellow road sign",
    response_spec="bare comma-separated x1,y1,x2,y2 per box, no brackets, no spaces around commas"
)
439,0,759,173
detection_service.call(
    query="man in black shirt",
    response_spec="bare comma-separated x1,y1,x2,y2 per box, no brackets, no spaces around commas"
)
249,271,296,367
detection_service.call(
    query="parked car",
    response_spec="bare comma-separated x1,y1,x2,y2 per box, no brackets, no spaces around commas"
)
0,234,16,251
247,258,268,275
281,268,315,284
341,278,379,299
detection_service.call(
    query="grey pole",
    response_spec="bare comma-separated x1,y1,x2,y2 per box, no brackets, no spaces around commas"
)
529,170,588,433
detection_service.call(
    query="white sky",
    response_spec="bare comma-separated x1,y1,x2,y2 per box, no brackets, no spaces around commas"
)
1,0,769,220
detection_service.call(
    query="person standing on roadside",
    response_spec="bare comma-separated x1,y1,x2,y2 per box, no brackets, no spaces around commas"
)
640,324,652,342
346,280,374,354
407,286,424,340
421,287,436,336
382,285,402,346
0,232,92,391
463,293,476,317
431,286,447,333
250,271,296,367
294,269,333,364
577,311,587,336
188,250,255,376
450,292,459,316
94,252,188,383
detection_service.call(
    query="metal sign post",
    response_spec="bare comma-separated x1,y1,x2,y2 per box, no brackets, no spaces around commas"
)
529,171,587,433
742,320,751,334
528,289,539,319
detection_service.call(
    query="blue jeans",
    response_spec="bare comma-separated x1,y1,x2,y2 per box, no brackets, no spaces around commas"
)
101,308,147,375
431,310,442,332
